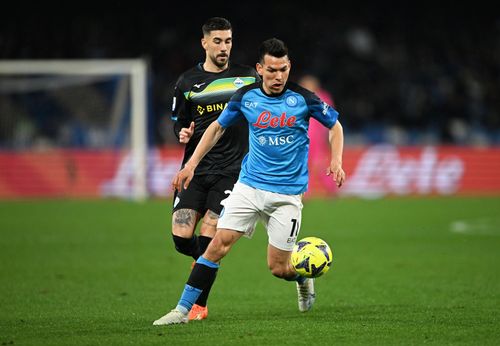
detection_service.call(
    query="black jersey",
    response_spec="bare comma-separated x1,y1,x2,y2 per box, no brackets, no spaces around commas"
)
172,63,260,177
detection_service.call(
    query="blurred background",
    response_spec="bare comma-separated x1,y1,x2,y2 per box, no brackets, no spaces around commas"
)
1,2,499,199
2,4,500,344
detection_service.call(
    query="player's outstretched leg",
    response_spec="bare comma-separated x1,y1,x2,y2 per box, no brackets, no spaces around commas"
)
296,277,315,312
153,257,220,326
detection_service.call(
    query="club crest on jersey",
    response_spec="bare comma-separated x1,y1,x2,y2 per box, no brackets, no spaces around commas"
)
252,111,296,129
286,95,298,107
233,77,244,88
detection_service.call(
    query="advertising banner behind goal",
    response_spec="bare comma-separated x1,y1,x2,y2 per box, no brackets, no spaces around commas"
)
0,145,499,199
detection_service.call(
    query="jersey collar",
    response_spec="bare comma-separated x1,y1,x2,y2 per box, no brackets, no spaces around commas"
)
197,62,231,74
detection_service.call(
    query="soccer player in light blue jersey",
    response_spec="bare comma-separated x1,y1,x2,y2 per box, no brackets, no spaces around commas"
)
153,37,345,326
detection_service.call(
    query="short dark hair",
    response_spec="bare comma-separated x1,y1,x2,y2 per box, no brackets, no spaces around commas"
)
202,17,232,36
258,38,288,63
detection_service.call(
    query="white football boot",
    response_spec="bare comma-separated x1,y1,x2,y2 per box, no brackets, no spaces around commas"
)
153,309,188,326
296,278,316,312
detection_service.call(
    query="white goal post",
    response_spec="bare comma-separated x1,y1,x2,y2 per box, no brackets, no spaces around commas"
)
0,59,148,201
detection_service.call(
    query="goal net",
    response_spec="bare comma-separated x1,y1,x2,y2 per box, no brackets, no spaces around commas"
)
0,59,148,200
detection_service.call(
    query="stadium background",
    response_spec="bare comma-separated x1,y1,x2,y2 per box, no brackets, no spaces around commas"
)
1,3,500,345
1,2,499,198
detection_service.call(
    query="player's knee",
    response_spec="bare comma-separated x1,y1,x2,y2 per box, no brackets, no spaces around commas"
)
199,223,217,239
204,236,230,261
172,209,199,238
172,234,197,257
199,210,219,238
269,263,289,279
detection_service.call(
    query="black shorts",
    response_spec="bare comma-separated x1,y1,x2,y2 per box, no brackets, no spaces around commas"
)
172,174,238,215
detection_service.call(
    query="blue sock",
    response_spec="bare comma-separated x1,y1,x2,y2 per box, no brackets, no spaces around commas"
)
177,284,202,314
196,256,220,268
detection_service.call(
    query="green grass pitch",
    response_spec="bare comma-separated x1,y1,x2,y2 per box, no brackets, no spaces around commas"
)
1,197,500,345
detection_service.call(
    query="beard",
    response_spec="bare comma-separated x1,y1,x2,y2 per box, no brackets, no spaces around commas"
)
210,54,229,68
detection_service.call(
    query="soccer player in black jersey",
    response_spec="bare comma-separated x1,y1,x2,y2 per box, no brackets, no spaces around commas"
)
161,17,260,322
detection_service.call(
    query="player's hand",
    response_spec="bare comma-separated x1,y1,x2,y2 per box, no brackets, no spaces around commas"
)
326,161,346,188
179,122,195,143
172,163,196,192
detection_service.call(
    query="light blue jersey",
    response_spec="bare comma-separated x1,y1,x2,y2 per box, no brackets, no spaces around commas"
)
217,81,339,194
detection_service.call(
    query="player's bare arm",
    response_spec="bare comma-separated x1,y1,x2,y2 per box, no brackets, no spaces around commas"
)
178,121,195,143
172,121,226,191
327,121,345,187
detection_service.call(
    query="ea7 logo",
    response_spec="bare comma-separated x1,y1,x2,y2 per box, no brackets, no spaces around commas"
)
244,101,258,108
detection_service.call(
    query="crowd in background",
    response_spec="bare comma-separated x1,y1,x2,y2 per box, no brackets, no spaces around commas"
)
1,3,499,148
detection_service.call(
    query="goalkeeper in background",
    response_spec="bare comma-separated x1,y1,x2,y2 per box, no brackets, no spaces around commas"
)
164,17,260,321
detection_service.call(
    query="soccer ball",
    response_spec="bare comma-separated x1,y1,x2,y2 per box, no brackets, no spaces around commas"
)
291,237,333,278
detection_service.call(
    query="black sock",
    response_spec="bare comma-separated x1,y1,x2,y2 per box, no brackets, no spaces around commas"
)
194,271,217,307
187,262,218,294
191,235,212,259
172,234,200,260
193,236,214,306
198,235,213,254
